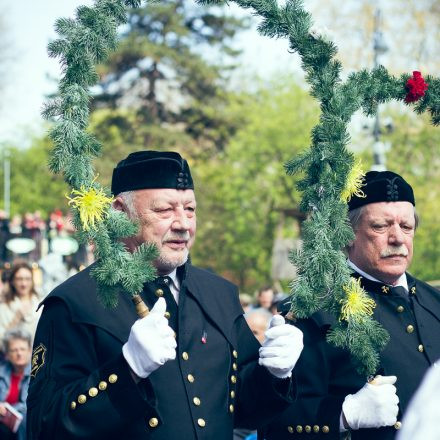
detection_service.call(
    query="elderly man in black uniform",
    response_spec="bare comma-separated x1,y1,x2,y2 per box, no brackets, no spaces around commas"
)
262,170,440,439
26,151,303,440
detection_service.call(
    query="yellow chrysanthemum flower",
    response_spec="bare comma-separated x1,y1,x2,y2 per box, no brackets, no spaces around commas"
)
341,160,366,202
67,184,113,231
340,277,376,322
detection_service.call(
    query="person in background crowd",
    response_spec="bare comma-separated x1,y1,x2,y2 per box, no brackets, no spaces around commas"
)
0,262,41,343
245,309,272,344
270,292,288,315
0,211,10,265
0,329,32,440
7,216,22,238
253,285,275,311
239,293,253,314
47,210,64,237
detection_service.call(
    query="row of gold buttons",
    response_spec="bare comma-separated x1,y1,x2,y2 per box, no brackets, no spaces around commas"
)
147,416,210,429
229,350,238,414
287,425,330,434
155,289,171,319
71,374,118,410
388,285,422,351
181,350,207,428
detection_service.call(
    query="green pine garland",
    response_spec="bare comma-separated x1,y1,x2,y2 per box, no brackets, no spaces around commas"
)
47,0,440,375
44,0,158,308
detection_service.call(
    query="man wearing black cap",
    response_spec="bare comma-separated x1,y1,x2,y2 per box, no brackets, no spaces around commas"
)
262,171,440,439
27,151,303,440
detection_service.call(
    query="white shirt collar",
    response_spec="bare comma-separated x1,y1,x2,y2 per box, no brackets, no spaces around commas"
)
348,260,408,292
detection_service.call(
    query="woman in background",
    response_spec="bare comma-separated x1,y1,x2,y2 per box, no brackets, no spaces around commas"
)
0,262,41,344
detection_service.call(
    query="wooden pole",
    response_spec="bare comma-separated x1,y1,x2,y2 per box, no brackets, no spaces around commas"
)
132,294,149,318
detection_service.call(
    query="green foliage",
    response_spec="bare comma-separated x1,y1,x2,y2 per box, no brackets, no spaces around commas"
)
192,78,319,289
93,0,249,151
0,136,68,216
46,0,159,307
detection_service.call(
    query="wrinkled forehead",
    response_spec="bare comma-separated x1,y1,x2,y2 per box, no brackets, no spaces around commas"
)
362,201,415,221
135,188,196,206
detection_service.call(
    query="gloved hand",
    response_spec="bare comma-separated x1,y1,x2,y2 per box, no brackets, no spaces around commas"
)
258,315,303,379
342,375,399,430
123,297,176,379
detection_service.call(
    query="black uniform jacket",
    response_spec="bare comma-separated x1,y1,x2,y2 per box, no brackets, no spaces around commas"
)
27,263,294,440
262,272,440,440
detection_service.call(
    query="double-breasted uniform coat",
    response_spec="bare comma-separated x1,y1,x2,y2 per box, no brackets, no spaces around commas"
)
261,273,440,440
27,263,294,440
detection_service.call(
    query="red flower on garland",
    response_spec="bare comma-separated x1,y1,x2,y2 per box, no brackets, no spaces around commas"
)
405,71,428,103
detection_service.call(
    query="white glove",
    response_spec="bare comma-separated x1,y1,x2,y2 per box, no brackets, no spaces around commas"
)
258,315,304,379
123,297,176,379
342,375,399,430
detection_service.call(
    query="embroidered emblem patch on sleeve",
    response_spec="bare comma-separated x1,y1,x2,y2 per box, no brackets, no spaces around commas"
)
31,343,47,377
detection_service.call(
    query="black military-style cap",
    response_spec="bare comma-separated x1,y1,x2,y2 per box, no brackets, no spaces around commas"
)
111,151,194,195
348,170,415,211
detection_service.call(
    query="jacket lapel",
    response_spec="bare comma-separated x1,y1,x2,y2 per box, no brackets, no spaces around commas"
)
183,265,243,346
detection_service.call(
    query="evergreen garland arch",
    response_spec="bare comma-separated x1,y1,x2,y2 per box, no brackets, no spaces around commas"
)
47,0,440,375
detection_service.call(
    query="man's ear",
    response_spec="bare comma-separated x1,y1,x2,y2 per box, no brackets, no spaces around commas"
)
113,196,125,213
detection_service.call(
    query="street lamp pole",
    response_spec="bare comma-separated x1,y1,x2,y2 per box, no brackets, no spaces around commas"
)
371,8,389,171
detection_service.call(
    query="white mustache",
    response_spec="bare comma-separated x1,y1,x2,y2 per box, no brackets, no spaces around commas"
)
163,232,190,242
381,245,408,257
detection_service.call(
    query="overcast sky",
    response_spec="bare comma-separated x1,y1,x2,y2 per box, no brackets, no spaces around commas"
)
0,0,296,145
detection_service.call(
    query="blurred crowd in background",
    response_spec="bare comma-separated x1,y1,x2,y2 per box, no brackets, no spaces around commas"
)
0,209,94,439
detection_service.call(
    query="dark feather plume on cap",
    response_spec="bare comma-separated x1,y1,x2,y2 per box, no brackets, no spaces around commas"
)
111,151,194,195
348,171,415,211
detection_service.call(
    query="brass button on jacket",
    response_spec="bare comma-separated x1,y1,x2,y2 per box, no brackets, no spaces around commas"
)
197,418,206,427
88,387,98,397
418,344,424,352
232,350,238,359
155,289,164,297
287,425,294,433
313,425,320,433
98,381,107,391
296,425,303,433
406,325,414,333
164,312,171,319
230,390,235,398
108,374,118,384
182,352,189,361
305,425,311,433
394,421,402,430
229,404,234,413
70,401,77,410
397,305,404,313
187,374,195,383
78,394,87,404
193,397,201,406
230,375,237,384
322,425,330,434
148,418,159,428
